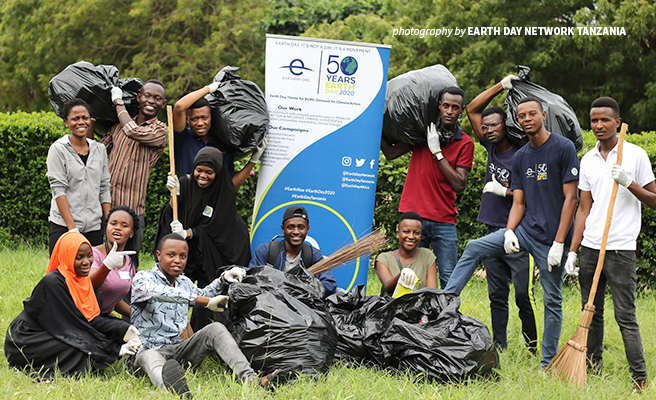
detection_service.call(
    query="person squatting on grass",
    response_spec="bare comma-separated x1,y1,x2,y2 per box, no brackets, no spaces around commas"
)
445,75,538,354
564,97,656,392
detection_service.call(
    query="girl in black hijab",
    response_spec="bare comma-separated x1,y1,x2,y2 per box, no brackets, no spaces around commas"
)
155,147,251,330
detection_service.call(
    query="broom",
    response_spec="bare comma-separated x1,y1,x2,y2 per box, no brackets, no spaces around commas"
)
545,123,628,387
307,230,388,276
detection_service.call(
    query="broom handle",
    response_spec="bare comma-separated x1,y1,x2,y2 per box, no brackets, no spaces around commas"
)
585,123,628,307
166,105,178,221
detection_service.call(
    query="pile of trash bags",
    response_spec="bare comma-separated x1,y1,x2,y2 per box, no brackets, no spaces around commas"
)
383,64,459,146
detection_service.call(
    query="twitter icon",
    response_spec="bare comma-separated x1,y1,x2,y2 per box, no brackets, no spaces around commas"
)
355,158,365,167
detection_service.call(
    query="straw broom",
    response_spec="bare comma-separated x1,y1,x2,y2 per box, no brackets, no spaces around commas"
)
545,123,628,387
307,230,388,276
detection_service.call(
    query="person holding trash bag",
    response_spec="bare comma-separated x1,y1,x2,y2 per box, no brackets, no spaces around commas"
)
444,96,579,368
46,98,111,254
5,232,142,380
381,86,474,288
156,147,251,331
248,205,337,297
172,82,268,188
102,80,168,260
375,211,437,296
130,233,276,398
565,97,656,392
445,75,538,354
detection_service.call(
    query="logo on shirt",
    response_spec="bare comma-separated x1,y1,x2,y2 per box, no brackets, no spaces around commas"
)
203,206,213,218
571,167,578,176
537,163,548,180
489,163,510,184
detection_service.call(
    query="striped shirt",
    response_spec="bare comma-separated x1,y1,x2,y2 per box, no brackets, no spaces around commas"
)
102,118,167,215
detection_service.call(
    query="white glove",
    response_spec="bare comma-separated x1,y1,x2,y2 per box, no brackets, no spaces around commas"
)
249,135,268,164
166,173,180,195
111,87,123,103
399,268,418,287
206,81,220,94
103,241,136,270
564,251,579,276
483,175,507,197
206,295,229,312
68,227,80,233
222,266,247,283
500,74,518,90
170,220,188,239
119,338,142,356
547,241,564,272
611,164,631,188
122,325,140,343
504,230,520,254
427,122,441,155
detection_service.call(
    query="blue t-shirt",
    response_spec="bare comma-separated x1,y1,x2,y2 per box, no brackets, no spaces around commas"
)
174,128,235,177
477,138,521,228
511,133,579,245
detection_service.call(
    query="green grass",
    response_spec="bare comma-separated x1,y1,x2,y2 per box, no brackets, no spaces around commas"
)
1,244,654,399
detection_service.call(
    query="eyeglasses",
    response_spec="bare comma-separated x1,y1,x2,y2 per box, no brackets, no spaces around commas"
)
481,122,501,132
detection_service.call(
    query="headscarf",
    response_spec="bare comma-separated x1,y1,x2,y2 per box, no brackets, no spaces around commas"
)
45,231,100,321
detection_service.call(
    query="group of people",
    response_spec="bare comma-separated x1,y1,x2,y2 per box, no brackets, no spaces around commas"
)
3,71,653,394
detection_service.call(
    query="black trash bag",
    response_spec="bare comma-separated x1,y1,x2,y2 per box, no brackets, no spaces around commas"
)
363,288,498,382
204,66,269,157
382,64,459,146
229,266,337,378
324,285,391,363
504,65,583,151
48,61,142,132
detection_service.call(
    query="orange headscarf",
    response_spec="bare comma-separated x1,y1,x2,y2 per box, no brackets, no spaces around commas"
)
45,232,100,321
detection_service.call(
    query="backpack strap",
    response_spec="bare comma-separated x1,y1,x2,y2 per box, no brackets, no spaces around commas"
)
267,239,283,266
300,242,313,268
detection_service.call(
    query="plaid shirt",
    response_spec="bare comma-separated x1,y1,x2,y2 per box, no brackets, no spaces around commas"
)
131,265,226,349
102,118,167,215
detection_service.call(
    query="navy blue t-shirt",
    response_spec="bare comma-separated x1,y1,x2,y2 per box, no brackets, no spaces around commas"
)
477,138,521,228
511,133,579,245
174,128,235,177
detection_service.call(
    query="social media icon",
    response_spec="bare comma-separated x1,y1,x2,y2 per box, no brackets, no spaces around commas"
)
355,158,365,167
342,157,352,167
370,159,375,169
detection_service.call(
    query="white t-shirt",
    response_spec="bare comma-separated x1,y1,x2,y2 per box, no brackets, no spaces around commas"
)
579,140,655,250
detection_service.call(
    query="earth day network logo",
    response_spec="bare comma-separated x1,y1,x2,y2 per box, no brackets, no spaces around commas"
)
281,59,313,76
340,56,358,76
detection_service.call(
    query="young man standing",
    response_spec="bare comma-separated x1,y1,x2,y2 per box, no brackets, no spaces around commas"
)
172,83,267,188
381,87,475,288
446,76,537,353
443,96,579,368
565,97,655,391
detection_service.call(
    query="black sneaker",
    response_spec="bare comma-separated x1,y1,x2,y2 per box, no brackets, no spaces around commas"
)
162,359,192,399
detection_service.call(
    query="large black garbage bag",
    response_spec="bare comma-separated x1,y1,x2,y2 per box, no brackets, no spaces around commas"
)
205,66,268,157
325,285,391,363
504,65,583,151
229,266,337,377
48,61,142,132
363,288,498,382
383,64,459,146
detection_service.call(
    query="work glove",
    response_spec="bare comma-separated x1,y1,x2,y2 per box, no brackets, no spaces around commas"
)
206,81,220,94
427,122,441,155
483,175,507,197
103,241,136,270
68,227,80,233
249,135,268,164
611,164,631,188
564,251,579,276
206,295,229,312
122,325,140,342
504,230,520,254
111,87,123,104
170,220,188,239
547,241,564,272
500,74,518,90
119,338,142,356
222,266,247,283
166,173,180,196
399,268,419,287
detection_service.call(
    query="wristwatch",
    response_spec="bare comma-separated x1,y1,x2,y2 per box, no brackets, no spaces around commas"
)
113,100,125,106
435,151,444,161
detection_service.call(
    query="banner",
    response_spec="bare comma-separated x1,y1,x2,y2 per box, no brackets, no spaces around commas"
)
252,34,391,292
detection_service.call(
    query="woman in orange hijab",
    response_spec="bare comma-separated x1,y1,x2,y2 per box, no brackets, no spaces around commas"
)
5,232,140,379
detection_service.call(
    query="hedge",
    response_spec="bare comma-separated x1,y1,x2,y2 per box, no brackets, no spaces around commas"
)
1,111,655,285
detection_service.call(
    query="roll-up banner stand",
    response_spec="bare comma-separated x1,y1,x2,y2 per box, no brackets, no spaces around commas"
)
251,34,391,292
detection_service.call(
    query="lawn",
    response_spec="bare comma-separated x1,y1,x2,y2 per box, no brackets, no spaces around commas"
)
0,245,653,399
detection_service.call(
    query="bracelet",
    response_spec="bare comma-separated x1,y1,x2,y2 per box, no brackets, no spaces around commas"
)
117,109,129,118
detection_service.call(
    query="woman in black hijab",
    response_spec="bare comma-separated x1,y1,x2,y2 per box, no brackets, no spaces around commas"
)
155,147,251,330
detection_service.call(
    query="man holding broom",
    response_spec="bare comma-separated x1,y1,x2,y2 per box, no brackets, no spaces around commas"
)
564,97,656,391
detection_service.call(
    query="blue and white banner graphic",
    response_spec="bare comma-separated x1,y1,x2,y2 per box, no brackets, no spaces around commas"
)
252,34,391,292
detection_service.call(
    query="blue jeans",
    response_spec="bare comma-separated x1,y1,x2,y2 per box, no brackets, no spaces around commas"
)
419,218,458,288
444,225,565,367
